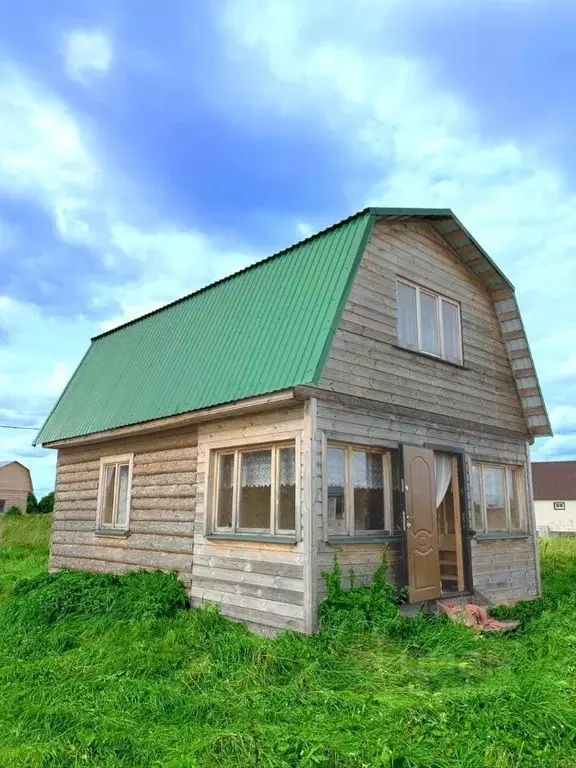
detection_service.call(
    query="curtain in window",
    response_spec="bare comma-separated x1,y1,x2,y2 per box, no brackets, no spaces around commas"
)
442,301,460,361
116,465,130,527
279,448,295,486
241,451,271,487
327,447,345,487
397,282,417,348
352,451,383,489
434,453,452,508
484,466,506,530
420,292,440,355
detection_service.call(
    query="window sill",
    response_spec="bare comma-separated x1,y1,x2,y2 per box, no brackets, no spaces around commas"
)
205,533,298,545
327,535,402,545
392,344,467,370
474,532,530,541
94,528,130,538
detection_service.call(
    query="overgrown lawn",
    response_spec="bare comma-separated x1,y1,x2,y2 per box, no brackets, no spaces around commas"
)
1,516,576,767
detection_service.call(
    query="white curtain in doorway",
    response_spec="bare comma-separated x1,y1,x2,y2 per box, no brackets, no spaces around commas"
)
435,453,452,508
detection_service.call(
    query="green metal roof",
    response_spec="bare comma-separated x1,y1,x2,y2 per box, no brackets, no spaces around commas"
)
36,205,551,444
35,210,375,444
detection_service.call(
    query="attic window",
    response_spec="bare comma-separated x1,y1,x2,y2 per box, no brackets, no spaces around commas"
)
397,280,463,364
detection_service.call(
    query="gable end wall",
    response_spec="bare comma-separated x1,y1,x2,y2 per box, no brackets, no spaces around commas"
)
319,220,528,434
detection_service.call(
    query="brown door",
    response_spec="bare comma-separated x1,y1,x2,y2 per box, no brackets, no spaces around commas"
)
403,445,441,603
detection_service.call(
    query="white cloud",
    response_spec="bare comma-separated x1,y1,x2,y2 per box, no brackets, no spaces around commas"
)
296,221,313,237
62,30,113,84
0,62,259,493
223,0,576,453
0,297,94,496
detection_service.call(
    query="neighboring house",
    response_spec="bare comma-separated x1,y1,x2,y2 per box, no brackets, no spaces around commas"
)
35,208,552,634
0,461,33,512
532,461,576,533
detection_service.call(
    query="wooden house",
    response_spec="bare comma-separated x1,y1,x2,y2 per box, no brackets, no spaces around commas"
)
35,208,551,633
0,461,33,513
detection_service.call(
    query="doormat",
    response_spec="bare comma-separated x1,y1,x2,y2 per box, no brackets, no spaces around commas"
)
438,601,520,632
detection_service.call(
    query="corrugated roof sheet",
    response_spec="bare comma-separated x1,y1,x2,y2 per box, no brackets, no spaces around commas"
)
35,205,552,444
532,461,576,501
35,212,374,444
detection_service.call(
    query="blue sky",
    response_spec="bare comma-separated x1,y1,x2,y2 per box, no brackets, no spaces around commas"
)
1,0,575,496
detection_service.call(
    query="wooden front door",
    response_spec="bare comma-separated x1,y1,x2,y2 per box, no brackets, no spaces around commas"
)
403,445,441,603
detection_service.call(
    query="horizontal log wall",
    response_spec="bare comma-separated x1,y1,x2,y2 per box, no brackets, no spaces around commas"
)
319,220,527,434
191,405,307,633
315,400,538,605
51,427,198,586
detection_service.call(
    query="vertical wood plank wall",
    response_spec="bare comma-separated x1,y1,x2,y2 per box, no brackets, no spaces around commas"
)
319,220,527,434
51,427,198,588
191,405,307,634
315,401,539,607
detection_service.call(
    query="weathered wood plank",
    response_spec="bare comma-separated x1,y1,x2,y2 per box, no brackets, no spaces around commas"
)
190,586,303,619
193,554,303,579
51,531,194,554
193,575,303,606
190,599,305,631
51,543,192,571
130,484,195,499
131,472,194,487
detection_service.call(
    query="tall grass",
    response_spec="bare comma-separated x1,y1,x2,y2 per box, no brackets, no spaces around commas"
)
0,514,51,602
1,516,576,767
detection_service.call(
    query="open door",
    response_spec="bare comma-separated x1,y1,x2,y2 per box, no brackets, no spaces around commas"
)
403,445,441,603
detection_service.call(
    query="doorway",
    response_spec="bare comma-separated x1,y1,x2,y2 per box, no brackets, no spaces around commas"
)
402,446,468,603
435,453,465,594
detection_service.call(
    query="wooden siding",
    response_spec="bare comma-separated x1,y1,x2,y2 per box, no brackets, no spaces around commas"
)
315,399,539,605
317,541,402,602
51,427,198,586
191,405,307,633
319,220,527,435
0,462,33,512
471,537,537,602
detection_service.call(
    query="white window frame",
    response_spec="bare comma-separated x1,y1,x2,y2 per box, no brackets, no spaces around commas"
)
325,442,393,538
471,461,526,533
96,453,134,531
397,278,463,364
211,442,298,536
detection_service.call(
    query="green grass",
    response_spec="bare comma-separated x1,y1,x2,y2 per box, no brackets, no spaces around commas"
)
1,518,576,767
0,514,51,602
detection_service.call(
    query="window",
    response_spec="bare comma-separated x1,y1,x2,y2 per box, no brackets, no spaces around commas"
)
554,501,566,511
326,443,392,537
212,444,296,535
97,454,133,530
397,279,463,363
0,500,5,513
471,462,525,533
